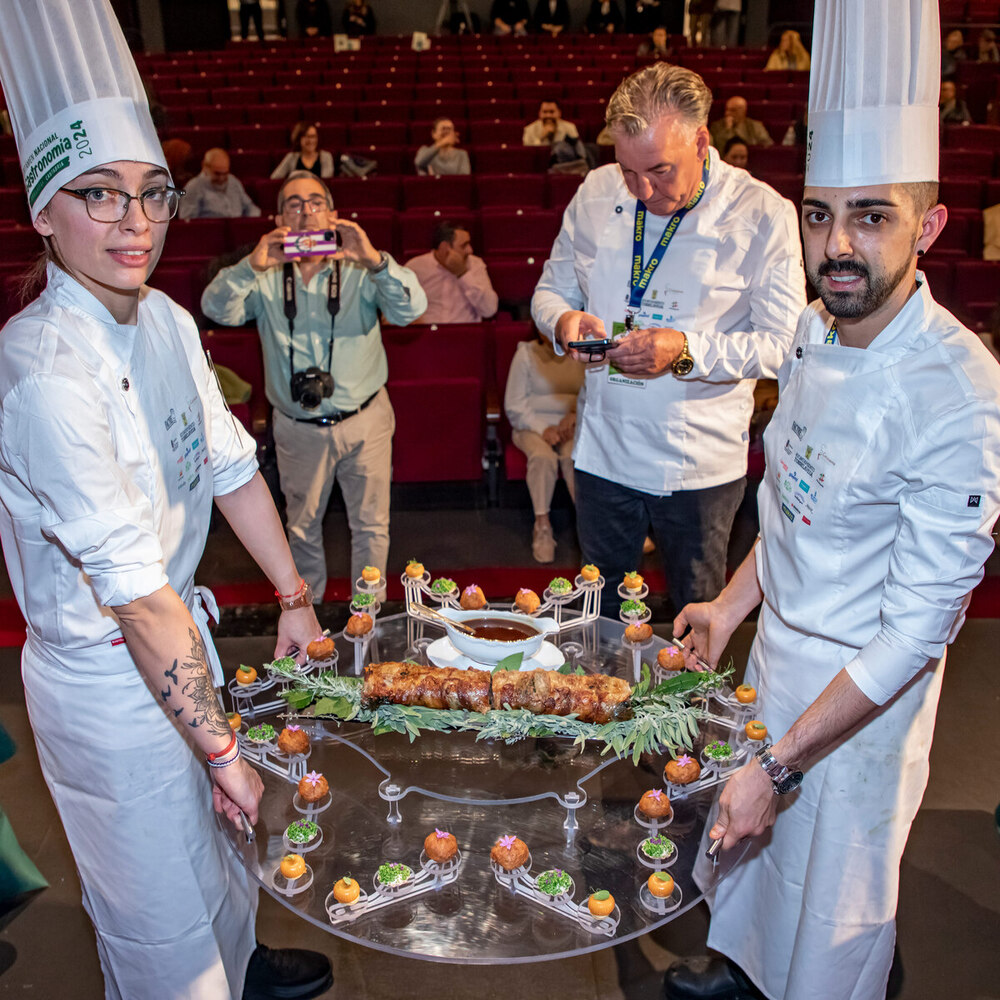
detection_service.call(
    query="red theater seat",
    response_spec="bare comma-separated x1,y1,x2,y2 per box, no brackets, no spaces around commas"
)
402,175,475,211
388,377,484,482
479,207,561,255
493,319,538,481
470,146,549,174
330,176,402,211
488,255,546,309
476,174,546,208
201,327,270,437
940,178,985,210
161,219,229,264
147,265,199,316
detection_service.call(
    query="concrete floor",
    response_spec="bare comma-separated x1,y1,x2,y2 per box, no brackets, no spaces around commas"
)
0,618,998,999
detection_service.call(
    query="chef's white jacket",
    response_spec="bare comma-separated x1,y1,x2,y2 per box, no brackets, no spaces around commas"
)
706,277,1000,1000
531,148,805,494
0,265,259,999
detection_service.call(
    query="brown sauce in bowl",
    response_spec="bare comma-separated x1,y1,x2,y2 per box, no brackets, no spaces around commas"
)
462,619,538,642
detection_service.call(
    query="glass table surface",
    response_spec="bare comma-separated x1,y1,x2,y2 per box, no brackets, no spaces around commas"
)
220,614,750,964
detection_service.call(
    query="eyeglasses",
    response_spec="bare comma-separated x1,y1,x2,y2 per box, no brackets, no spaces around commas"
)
281,196,329,218
61,186,183,223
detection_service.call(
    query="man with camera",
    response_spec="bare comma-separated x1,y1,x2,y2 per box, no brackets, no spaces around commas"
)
202,171,426,601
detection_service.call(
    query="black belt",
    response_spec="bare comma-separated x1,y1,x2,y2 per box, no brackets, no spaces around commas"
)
291,389,380,426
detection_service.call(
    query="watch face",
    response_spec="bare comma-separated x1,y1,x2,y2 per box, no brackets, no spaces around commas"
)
672,356,694,376
776,770,803,794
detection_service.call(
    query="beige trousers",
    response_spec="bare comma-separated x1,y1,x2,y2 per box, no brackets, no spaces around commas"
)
272,388,394,600
512,428,575,516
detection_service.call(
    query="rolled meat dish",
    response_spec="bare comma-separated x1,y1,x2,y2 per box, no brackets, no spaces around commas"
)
491,669,632,723
362,662,491,713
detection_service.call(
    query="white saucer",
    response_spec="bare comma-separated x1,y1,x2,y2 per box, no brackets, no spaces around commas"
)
426,636,565,671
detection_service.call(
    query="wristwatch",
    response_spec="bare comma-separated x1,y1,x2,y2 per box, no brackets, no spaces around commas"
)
671,334,694,376
754,743,804,795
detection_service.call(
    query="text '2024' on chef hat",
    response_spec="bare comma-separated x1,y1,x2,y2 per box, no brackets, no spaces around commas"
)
805,0,940,188
0,0,167,221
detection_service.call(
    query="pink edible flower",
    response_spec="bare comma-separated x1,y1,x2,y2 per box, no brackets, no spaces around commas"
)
304,771,322,786
498,834,517,850
677,755,694,767
434,828,450,839
464,584,479,595
286,725,301,732
648,789,663,800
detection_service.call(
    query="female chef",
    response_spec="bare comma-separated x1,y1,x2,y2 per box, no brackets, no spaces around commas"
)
0,4,330,997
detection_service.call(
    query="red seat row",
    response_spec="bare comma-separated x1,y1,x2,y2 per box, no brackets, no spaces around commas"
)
200,318,536,486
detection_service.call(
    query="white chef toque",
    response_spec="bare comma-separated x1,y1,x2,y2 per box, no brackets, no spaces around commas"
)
0,0,167,221
805,0,940,188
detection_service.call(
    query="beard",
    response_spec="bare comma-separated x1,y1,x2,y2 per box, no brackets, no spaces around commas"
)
808,255,914,319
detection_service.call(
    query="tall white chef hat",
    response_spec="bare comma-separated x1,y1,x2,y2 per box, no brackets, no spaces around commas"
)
0,0,167,221
805,0,940,188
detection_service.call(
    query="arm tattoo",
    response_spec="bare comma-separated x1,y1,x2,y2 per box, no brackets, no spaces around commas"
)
164,628,231,739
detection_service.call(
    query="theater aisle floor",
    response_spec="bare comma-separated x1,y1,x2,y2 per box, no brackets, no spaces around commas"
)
0,496,998,998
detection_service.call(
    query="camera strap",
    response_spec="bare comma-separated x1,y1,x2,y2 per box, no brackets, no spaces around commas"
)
285,258,341,382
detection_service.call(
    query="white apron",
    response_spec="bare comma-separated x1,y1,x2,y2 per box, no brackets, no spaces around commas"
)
0,272,258,999
703,294,985,999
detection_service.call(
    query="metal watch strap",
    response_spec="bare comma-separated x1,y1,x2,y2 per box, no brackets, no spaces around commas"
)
671,334,694,376
368,250,389,274
754,743,802,795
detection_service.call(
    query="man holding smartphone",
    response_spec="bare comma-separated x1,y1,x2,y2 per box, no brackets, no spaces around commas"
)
202,171,426,602
532,63,805,617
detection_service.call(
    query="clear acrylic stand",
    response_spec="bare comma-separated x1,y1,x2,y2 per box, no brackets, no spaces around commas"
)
324,851,462,925
490,854,622,938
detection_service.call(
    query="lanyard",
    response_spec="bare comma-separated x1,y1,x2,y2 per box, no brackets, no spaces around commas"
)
825,322,838,345
628,156,710,323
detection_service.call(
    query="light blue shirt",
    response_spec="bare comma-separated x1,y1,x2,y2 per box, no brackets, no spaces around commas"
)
201,255,427,415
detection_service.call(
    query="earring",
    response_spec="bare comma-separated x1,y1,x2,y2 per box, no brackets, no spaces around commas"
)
916,249,925,257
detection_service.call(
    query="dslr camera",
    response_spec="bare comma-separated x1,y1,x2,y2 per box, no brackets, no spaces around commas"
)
290,367,334,409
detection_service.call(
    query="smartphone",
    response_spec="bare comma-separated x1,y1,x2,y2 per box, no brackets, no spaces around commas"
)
572,337,616,356
283,229,340,260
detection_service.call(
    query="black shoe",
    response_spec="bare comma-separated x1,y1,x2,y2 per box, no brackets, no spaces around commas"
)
242,943,333,1000
664,957,765,1000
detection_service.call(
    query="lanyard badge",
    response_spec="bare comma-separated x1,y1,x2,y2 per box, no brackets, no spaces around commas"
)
626,155,710,328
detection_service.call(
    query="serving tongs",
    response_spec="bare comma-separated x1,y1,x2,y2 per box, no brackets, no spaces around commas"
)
407,602,476,636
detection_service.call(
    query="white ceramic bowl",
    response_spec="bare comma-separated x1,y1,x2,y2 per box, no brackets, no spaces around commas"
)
436,608,558,666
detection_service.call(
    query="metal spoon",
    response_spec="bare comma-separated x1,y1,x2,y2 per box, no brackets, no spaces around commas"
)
407,603,476,636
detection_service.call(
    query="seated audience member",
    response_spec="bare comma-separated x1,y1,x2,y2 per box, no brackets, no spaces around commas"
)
414,118,471,176
942,28,968,77
765,29,811,70
939,80,972,124
533,0,570,36
492,0,531,35
978,28,999,63
523,99,579,146
586,0,623,33
637,26,673,60
179,148,261,220
405,221,498,324
721,136,749,170
271,121,335,179
709,96,773,149
504,335,584,563
342,0,375,35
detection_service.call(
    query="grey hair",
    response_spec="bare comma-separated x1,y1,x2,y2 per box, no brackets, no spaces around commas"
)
605,64,713,139
277,170,334,212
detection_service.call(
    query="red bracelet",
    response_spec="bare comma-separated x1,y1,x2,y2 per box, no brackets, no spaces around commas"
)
275,578,306,601
206,730,238,762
